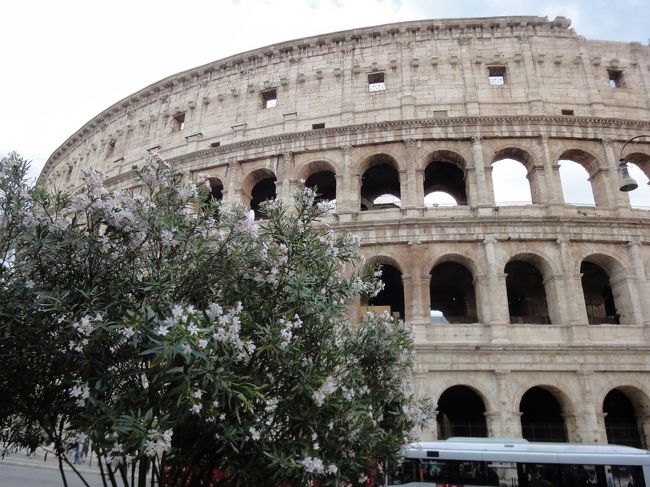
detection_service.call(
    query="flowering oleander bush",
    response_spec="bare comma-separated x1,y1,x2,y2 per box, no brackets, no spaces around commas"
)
0,151,432,487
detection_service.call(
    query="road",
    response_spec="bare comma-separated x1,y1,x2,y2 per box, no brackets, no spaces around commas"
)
0,463,106,486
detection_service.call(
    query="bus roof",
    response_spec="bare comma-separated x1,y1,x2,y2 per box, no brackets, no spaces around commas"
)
406,438,650,459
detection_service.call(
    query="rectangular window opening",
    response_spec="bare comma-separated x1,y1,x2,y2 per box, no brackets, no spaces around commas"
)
312,123,325,129
368,72,385,92
262,89,277,108
488,66,506,85
210,141,221,148
608,69,623,88
172,113,186,132
105,139,116,159
561,109,574,115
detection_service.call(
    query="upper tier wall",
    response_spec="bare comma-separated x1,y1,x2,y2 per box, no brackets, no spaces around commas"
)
40,16,650,187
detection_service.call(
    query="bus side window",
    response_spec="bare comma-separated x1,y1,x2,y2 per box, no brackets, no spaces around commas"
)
519,463,561,486
558,464,605,487
609,465,646,487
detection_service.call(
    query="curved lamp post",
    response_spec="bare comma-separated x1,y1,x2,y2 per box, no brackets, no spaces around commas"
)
618,135,649,192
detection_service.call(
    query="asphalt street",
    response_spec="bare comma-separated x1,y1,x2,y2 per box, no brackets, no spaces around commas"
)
0,463,105,486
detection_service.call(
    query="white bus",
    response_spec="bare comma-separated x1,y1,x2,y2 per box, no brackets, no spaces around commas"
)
386,438,650,487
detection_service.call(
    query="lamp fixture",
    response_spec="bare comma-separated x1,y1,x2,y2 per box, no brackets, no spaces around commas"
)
617,135,649,192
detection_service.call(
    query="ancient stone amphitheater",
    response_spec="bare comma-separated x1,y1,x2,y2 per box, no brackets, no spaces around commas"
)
40,16,650,446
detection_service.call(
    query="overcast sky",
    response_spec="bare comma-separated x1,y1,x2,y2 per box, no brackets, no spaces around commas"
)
1,0,649,205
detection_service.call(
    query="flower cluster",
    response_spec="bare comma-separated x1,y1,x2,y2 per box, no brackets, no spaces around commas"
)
143,428,173,458
69,382,90,407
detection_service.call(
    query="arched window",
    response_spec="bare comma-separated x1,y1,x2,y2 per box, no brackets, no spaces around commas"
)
437,386,487,439
250,175,277,219
558,150,603,206
623,154,650,209
520,387,567,442
505,260,550,324
365,263,404,320
360,154,400,211
423,151,467,206
491,159,532,205
430,262,477,323
207,177,223,202
604,388,646,448
581,261,619,324
559,159,595,206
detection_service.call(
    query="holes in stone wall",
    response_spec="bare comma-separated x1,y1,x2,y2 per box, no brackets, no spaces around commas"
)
505,260,550,324
430,262,477,324
437,386,487,439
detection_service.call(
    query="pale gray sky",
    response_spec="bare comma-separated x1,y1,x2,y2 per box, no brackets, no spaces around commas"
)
1,0,649,204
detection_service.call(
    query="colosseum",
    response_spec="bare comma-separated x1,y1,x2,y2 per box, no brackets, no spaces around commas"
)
39,15,650,446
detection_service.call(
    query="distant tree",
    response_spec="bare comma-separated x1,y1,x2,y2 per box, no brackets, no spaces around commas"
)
0,151,432,487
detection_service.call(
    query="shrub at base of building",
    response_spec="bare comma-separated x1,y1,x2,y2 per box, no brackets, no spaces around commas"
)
0,151,432,487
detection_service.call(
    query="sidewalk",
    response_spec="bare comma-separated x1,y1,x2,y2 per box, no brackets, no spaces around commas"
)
1,447,102,476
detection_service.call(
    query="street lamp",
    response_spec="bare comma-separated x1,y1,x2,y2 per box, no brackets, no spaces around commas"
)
618,135,649,192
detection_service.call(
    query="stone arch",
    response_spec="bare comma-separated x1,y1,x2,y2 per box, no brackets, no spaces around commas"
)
241,167,277,218
358,153,401,211
422,149,468,206
504,252,555,324
436,384,489,439
603,386,649,448
429,256,478,324
295,158,338,181
206,176,224,202
621,152,650,209
580,253,635,325
363,254,405,320
431,252,481,277
297,159,337,206
491,146,538,204
518,384,575,442
558,148,606,206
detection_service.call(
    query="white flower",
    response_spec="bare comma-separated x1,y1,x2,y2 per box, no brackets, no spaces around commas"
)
190,404,202,415
249,427,260,441
187,324,199,336
300,456,325,474
181,343,192,354
198,339,208,349
156,325,170,336
192,389,203,399
327,464,338,475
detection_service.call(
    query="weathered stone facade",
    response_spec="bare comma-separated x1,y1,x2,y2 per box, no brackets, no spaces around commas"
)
40,16,650,446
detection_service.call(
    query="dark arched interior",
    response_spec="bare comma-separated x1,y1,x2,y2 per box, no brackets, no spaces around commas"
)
360,156,400,211
604,389,644,448
423,161,467,205
250,176,277,219
505,260,550,324
368,264,405,319
430,262,477,323
520,387,567,442
437,386,487,439
305,170,336,202
581,261,619,324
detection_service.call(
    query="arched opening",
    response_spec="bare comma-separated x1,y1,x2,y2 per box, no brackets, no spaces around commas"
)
505,260,550,324
305,169,336,212
360,154,400,211
559,159,596,206
558,149,603,206
520,387,567,442
491,159,533,205
250,175,277,219
430,262,477,324
366,263,405,320
604,388,645,448
581,261,620,324
423,152,467,205
203,177,223,218
437,386,487,439
623,154,650,209
207,177,223,202
492,148,536,204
